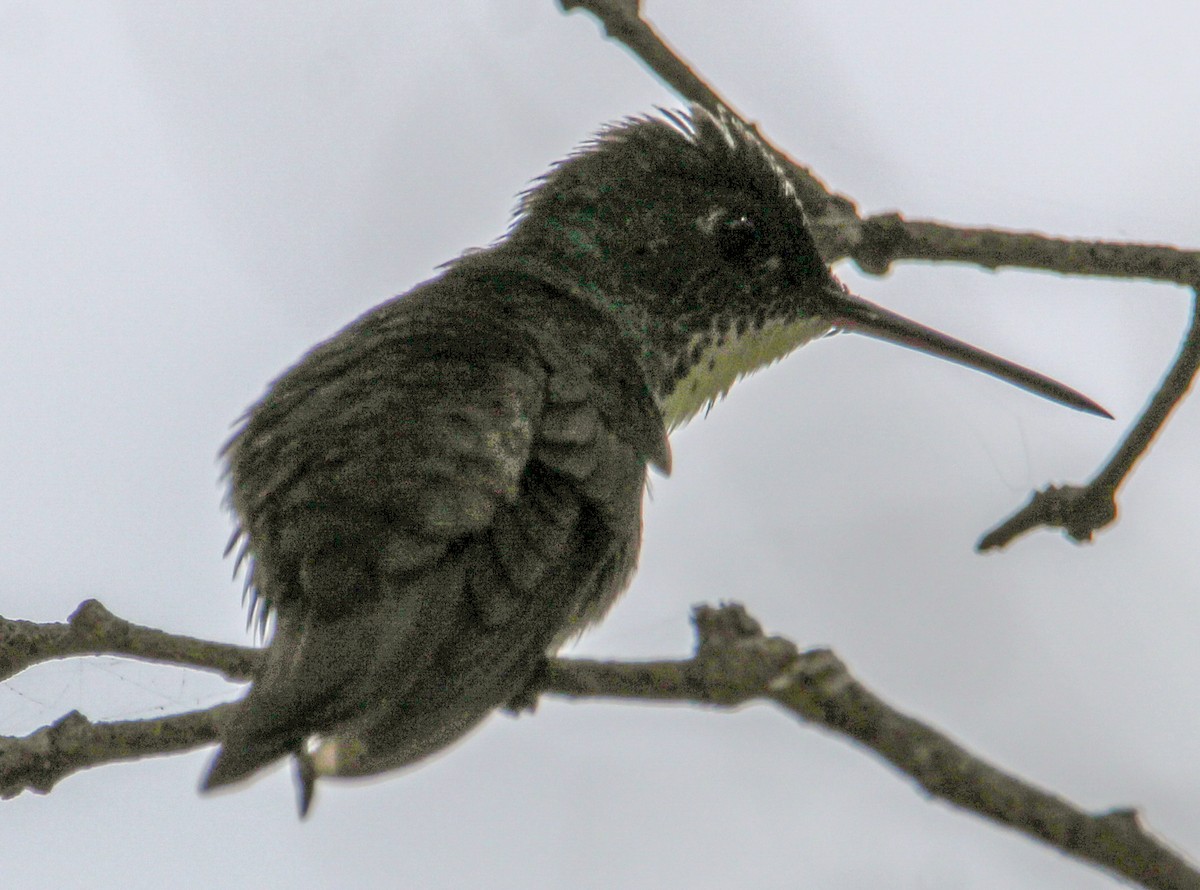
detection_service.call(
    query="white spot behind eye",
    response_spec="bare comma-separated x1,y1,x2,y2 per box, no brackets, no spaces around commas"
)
696,206,725,236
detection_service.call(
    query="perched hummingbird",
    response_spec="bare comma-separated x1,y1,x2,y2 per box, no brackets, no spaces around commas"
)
201,107,1107,811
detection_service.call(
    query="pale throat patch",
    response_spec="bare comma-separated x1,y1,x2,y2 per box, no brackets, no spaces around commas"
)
661,315,833,430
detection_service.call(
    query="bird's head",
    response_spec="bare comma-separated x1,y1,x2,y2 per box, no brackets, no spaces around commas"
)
507,107,1108,429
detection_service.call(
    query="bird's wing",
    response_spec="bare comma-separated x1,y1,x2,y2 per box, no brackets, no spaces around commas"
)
318,275,671,780
204,273,670,793
320,326,669,781
204,286,551,791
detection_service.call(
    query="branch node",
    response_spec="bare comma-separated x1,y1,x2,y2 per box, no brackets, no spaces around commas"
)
978,484,1118,551
69,598,113,632
691,601,763,648
1098,807,1143,828
854,213,907,275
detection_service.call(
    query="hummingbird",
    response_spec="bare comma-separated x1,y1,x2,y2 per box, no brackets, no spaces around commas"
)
201,106,1107,812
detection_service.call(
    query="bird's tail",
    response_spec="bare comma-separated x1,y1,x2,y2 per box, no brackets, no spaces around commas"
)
198,591,394,802
200,727,301,793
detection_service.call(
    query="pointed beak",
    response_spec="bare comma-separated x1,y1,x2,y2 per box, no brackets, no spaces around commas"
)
816,282,1111,418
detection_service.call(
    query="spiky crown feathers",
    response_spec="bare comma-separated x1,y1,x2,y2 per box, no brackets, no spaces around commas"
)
516,107,801,226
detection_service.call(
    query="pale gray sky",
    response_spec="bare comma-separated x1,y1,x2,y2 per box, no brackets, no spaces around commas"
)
3,3,1199,888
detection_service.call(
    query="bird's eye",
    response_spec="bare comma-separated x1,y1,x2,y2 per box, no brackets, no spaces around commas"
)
714,214,758,261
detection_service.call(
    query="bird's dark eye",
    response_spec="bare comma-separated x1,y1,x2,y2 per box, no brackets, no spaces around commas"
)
714,214,758,261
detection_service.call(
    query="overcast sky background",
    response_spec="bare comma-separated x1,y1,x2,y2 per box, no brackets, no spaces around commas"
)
3,2,1199,888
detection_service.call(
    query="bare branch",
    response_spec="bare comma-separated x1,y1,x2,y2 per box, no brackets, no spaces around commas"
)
851,215,1200,283
0,598,259,684
981,289,1200,549
540,604,1199,890
0,705,234,799
557,0,856,225
0,601,258,798
2,601,1196,888
560,0,729,119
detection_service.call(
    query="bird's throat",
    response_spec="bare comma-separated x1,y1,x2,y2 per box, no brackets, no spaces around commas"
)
660,315,833,430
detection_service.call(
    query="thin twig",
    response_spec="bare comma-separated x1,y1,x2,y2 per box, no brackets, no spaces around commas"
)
852,215,1200,283
0,705,235,799
2,601,1196,888
0,599,259,683
557,0,856,224
980,289,1200,549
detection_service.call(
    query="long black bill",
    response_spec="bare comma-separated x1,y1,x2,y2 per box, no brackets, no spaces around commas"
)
820,284,1111,418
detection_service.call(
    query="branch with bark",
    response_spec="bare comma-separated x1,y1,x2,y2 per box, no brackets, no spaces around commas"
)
2,601,1196,890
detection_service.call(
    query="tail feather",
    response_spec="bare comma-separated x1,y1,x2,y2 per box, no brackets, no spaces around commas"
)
200,608,361,795
201,729,301,793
